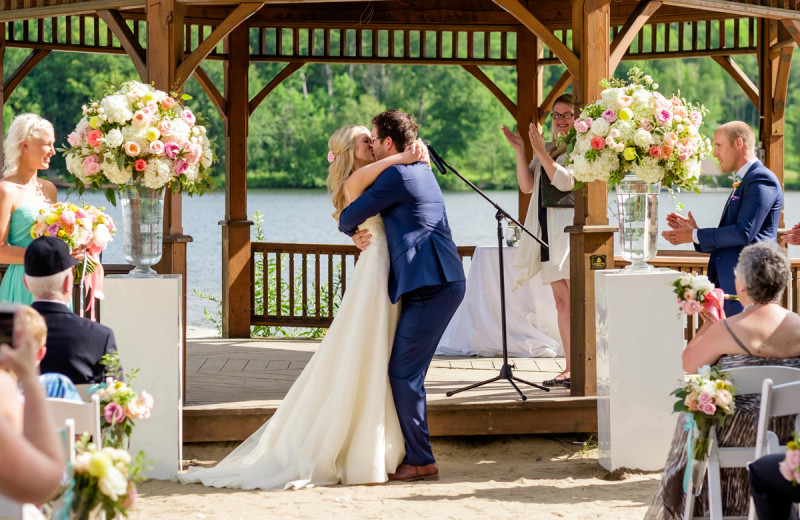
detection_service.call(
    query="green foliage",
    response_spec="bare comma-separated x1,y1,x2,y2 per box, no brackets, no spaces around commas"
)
196,210,342,338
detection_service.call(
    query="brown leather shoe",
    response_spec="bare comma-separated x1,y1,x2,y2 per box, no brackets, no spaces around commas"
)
388,463,439,482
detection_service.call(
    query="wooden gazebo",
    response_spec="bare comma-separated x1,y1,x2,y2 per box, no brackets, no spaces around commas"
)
1,0,798,415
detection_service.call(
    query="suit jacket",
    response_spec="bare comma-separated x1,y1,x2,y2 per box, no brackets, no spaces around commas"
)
339,161,465,303
695,160,783,311
34,300,119,384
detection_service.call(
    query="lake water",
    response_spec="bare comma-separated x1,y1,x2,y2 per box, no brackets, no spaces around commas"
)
64,188,800,329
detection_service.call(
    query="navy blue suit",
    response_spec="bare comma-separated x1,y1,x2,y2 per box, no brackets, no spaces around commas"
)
339,161,465,466
34,300,119,384
695,160,782,316
749,453,800,520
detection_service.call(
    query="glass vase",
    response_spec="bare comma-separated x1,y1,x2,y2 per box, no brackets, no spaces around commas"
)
691,425,711,496
615,173,660,271
119,183,165,278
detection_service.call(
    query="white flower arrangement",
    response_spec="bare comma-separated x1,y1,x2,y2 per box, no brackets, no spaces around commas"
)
63,81,215,201
562,67,712,190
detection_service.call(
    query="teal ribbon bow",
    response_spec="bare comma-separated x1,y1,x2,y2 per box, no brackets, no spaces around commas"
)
682,413,695,494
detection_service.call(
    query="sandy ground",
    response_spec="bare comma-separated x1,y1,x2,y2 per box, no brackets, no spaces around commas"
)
129,435,662,520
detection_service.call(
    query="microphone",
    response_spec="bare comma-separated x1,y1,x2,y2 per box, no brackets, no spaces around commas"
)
422,140,447,175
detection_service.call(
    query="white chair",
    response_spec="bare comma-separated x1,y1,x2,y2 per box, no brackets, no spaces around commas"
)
747,379,800,520
46,393,102,444
684,365,800,520
0,494,23,520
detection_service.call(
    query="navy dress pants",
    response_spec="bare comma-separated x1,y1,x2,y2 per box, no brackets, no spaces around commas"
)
749,453,800,520
389,280,465,467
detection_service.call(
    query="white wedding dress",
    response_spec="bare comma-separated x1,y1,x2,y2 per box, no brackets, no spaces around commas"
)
179,216,405,490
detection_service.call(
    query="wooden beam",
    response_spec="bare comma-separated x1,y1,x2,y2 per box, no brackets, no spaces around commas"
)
175,3,263,88
0,0,144,22
609,0,662,73
492,0,580,77
248,61,304,116
783,19,800,48
539,69,572,120
192,65,227,121
461,65,516,118
515,28,540,224
4,49,50,99
661,0,800,21
773,45,793,116
97,9,146,81
711,55,759,108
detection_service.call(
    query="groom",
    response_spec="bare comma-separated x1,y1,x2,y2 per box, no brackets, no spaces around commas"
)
339,110,466,481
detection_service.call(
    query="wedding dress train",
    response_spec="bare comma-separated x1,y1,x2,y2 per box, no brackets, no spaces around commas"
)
179,216,405,490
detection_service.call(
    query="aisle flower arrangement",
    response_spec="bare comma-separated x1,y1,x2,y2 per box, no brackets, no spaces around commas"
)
779,432,800,484
63,80,214,201
89,354,154,449
563,67,712,190
59,435,146,519
671,272,736,321
671,364,736,492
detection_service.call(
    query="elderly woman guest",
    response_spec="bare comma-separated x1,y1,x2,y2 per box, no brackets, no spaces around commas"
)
501,94,575,387
0,114,58,305
645,242,800,519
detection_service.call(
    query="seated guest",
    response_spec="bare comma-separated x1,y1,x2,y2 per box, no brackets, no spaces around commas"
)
23,236,119,384
19,305,81,400
749,453,800,520
682,241,800,372
0,306,64,504
645,242,800,519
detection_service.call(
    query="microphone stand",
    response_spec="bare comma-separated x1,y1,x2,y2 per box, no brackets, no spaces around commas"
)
427,143,550,401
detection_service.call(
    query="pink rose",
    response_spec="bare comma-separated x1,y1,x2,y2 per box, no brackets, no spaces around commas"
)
67,131,82,147
164,142,181,159
173,159,189,175
655,109,672,125
583,117,592,128
186,143,203,165
640,119,653,132
602,109,617,123
61,210,76,225
134,159,147,172
149,140,165,155
104,402,125,425
689,110,702,126
671,96,682,107
161,97,175,110
700,402,717,415
87,130,103,148
590,136,605,151
180,109,196,126
697,392,713,406
648,146,661,158
663,132,678,147
661,145,673,158
121,485,137,509
145,101,158,114
574,120,589,133
654,92,670,109
46,223,60,236
157,119,174,137
82,155,101,174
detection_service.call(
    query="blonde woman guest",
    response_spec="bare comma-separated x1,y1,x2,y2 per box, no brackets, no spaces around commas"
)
179,126,429,490
0,114,58,305
501,94,575,387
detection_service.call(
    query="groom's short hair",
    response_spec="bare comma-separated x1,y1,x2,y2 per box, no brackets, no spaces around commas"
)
372,110,419,152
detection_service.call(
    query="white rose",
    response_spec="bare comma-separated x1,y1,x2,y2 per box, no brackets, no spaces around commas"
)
100,94,133,124
98,466,128,500
633,129,653,148
92,224,112,248
104,128,124,149
589,118,609,137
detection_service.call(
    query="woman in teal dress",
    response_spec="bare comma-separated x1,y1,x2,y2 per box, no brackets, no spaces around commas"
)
0,114,58,305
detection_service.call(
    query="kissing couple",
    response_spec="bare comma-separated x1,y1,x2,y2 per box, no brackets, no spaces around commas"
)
179,110,466,489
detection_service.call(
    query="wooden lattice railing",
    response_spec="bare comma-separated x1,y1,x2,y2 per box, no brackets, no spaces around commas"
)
250,243,800,341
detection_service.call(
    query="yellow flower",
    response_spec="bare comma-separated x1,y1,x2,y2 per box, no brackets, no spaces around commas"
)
89,116,102,129
142,92,154,103
57,230,65,237
146,127,160,142
618,108,634,121
29,229,36,239
45,214,57,225
622,147,637,161
88,452,113,478
788,440,799,450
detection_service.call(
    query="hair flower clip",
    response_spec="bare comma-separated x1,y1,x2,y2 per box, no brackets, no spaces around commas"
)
327,150,336,163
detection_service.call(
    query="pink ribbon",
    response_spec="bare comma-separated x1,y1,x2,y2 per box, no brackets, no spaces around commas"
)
702,288,727,321
83,254,105,321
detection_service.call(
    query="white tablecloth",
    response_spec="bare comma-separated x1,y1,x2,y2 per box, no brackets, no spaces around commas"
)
436,246,563,357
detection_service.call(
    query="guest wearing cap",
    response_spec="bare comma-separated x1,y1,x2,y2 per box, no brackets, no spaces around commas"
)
23,236,119,384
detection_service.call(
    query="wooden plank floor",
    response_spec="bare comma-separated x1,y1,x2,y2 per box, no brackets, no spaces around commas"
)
184,337,597,442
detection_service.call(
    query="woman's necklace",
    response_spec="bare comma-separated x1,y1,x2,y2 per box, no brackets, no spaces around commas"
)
742,303,756,312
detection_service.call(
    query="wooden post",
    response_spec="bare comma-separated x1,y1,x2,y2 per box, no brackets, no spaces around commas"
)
759,18,792,230
221,24,253,338
516,28,541,223
146,0,190,391
566,0,615,397
0,24,5,145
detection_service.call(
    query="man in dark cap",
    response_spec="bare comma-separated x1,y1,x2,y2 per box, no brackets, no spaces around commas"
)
23,236,119,384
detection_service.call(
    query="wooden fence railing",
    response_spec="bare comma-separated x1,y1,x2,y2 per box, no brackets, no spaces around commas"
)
251,243,800,340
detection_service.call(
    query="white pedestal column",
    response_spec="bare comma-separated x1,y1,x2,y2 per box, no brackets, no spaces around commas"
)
595,268,684,471
102,275,183,479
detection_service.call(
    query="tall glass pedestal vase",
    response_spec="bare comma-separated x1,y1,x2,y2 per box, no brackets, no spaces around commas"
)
615,173,660,271
120,184,165,278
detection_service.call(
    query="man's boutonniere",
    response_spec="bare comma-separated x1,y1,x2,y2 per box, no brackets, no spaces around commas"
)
733,180,741,189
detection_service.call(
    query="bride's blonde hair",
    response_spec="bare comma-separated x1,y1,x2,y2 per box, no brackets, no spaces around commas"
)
326,125,369,221
3,114,54,178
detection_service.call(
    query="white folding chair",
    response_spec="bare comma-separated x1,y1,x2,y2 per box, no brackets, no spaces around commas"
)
684,365,800,520
747,379,800,520
0,494,23,520
46,393,102,444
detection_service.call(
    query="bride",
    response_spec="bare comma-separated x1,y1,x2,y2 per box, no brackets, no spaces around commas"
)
179,125,427,490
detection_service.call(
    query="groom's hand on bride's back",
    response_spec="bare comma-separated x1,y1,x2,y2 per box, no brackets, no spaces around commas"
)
352,229,372,250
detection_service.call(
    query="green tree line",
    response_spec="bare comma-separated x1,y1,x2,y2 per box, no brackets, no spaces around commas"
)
3,38,798,191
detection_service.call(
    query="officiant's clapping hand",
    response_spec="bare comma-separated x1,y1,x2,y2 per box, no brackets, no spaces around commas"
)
662,212,699,246
781,222,800,246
